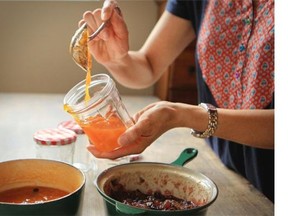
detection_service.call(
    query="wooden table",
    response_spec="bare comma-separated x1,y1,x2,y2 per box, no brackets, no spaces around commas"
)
0,93,274,215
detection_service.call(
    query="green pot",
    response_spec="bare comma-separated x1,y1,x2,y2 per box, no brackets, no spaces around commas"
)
96,148,218,215
0,159,85,216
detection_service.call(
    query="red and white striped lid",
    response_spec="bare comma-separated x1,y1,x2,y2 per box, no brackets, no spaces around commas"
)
58,120,84,134
33,128,77,146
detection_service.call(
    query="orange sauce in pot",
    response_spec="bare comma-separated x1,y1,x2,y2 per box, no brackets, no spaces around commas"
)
0,186,69,204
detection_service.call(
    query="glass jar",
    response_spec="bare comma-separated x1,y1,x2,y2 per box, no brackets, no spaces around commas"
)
58,120,94,172
33,128,76,164
63,74,134,153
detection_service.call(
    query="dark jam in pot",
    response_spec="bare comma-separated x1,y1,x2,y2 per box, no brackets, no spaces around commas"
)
109,181,198,211
0,186,69,204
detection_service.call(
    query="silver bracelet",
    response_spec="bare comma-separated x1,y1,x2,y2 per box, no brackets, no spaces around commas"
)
191,103,218,138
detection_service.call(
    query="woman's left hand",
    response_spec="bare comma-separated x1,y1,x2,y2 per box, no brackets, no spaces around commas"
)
87,101,179,159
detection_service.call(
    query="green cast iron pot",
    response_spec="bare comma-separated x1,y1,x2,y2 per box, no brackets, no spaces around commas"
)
96,148,218,215
0,159,85,216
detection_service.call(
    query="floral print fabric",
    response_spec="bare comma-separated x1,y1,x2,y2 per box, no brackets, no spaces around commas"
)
197,0,274,109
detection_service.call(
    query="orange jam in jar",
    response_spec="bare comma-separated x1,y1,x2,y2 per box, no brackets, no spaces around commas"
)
78,114,126,152
64,74,134,153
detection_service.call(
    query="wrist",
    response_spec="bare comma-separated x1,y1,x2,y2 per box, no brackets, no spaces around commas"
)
105,52,129,69
190,103,218,138
173,103,208,131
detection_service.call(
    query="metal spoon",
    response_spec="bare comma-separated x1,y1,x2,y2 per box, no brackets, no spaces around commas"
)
88,20,109,41
69,21,109,71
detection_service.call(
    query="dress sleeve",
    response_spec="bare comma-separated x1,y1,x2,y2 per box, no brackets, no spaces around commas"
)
166,0,207,35
166,0,190,20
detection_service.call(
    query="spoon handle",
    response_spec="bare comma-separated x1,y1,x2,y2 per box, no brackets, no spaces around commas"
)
88,20,109,41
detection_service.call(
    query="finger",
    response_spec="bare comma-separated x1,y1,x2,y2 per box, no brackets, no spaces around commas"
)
92,9,110,40
87,145,122,159
83,10,100,31
84,9,109,41
118,125,140,146
133,103,156,121
87,144,143,160
114,6,122,17
109,7,128,39
118,117,155,148
78,19,86,28
102,0,119,20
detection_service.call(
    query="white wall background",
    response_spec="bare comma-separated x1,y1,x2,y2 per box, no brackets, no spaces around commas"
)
0,0,157,95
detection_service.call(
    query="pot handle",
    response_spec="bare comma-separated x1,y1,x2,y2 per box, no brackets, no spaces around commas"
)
171,148,198,166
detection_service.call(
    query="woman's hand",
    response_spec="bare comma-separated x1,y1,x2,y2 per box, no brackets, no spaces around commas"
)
87,101,180,159
80,0,129,65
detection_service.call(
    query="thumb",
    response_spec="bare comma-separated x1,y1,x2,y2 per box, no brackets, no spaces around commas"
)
102,0,119,20
118,125,139,146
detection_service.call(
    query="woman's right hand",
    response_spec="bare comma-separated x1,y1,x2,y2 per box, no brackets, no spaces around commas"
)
80,0,129,65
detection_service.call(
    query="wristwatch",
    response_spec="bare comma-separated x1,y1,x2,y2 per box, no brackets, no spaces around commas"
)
191,103,218,138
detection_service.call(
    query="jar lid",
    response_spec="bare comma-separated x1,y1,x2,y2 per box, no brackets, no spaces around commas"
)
58,120,84,134
33,128,77,145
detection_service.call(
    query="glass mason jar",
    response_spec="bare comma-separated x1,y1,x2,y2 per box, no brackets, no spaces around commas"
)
58,120,93,173
63,74,134,153
33,128,76,164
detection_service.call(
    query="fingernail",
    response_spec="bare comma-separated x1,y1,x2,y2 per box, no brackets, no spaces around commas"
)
101,11,108,20
114,6,122,17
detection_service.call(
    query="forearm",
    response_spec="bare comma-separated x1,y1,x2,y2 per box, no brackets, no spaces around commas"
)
175,103,274,149
216,108,274,149
104,51,158,89
102,11,196,89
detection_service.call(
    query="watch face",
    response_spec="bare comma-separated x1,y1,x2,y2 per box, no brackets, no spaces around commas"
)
200,103,216,111
207,103,217,110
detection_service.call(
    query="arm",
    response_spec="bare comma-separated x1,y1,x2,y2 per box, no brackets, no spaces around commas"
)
177,104,274,149
82,2,196,88
88,102,274,159
215,109,274,149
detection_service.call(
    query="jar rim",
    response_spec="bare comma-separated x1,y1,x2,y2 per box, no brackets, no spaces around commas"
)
63,73,114,114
